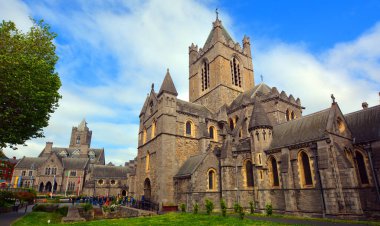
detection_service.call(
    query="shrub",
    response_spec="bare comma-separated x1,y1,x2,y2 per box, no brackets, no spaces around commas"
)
265,203,273,216
56,206,68,216
82,203,93,212
32,204,58,212
205,199,214,215
249,201,254,214
220,199,227,217
233,203,239,213
193,202,198,214
180,203,186,212
234,203,245,219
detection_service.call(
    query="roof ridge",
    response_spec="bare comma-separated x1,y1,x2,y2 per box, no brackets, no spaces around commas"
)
344,104,380,116
275,108,331,126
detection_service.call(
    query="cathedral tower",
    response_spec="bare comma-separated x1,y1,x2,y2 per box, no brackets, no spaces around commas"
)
189,17,254,112
69,119,92,148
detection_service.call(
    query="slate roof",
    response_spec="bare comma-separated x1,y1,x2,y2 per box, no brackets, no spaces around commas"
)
203,19,234,49
269,109,331,150
158,69,178,97
174,153,207,178
92,165,131,178
39,147,104,163
62,158,88,170
249,100,272,130
345,105,380,144
15,157,48,169
176,99,213,118
229,83,272,111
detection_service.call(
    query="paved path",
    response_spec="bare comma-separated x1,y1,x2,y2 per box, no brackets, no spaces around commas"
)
0,205,33,226
245,215,372,226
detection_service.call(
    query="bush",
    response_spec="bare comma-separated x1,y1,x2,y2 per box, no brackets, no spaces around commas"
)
205,199,214,215
81,203,93,212
56,206,68,216
249,201,254,214
220,199,227,217
180,203,186,212
265,203,273,216
193,202,198,214
32,204,58,212
233,203,239,213
234,203,245,219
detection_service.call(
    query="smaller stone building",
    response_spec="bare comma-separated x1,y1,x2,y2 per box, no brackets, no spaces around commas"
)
11,120,133,197
0,150,19,186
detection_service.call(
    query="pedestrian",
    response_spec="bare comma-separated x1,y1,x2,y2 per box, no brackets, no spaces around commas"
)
24,203,28,213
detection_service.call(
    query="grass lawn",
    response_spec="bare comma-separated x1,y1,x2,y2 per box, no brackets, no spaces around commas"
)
13,212,289,226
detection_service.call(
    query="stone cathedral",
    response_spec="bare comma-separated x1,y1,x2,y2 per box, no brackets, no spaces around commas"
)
130,17,380,218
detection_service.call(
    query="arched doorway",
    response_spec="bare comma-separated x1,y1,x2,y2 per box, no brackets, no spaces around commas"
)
121,190,126,196
144,178,151,201
39,182,44,192
45,181,52,192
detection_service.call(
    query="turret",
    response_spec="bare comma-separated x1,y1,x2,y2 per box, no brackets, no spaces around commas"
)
189,43,198,66
242,35,251,57
249,100,272,165
157,69,177,134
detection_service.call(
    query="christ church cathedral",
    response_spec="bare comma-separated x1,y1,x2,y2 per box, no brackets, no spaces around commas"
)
129,16,380,218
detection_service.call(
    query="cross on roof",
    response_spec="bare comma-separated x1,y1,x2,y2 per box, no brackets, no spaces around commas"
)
216,8,219,20
260,74,263,82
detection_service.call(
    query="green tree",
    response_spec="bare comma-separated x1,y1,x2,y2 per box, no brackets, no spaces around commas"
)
0,20,61,149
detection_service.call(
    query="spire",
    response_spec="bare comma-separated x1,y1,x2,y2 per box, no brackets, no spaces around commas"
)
78,118,88,131
203,16,234,50
249,100,272,131
158,69,178,97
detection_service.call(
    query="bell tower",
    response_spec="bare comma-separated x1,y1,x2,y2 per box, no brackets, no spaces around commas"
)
189,16,254,112
69,119,92,148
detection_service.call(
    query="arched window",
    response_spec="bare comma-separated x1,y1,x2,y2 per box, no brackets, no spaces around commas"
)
208,169,216,190
269,157,280,187
230,57,242,87
209,126,215,140
201,60,210,91
229,118,234,131
337,117,345,133
355,151,369,184
291,111,295,120
146,151,150,172
286,109,290,121
245,160,254,187
298,151,313,186
185,121,193,136
143,127,147,144
151,120,156,138
76,136,80,144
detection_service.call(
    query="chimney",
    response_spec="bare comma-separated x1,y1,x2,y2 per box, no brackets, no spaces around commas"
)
45,142,53,153
13,156,16,160
362,102,368,109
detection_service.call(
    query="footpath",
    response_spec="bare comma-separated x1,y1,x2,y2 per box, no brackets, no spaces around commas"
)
0,204,33,226
245,215,374,226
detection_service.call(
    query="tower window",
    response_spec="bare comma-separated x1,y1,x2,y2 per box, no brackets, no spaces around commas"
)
286,109,290,121
209,126,215,140
201,60,210,91
76,136,80,144
291,111,295,120
146,151,150,172
151,120,156,138
230,57,242,87
143,127,147,144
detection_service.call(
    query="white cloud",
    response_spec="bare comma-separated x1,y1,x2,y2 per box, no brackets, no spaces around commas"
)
2,0,380,165
254,23,380,115
0,0,32,32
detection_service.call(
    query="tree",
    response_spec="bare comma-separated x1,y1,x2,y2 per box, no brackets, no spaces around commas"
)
0,20,61,149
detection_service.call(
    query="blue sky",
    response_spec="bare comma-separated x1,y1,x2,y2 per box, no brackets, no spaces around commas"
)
1,0,380,165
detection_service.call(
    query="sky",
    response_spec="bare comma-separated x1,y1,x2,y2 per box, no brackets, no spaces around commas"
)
1,0,380,166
